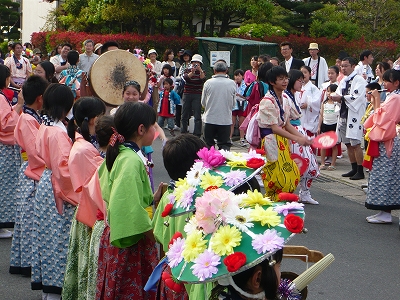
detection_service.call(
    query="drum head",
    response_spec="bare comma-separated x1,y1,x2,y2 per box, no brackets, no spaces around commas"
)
89,49,146,106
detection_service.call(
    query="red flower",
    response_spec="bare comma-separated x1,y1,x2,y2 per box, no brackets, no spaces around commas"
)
256,148,266,155
168,232,183,247
246,158,265,169
161,203,174,217
223,252,247,272
162,271,184,293
278,192,299,202
284,214,304,233
205,185,219,192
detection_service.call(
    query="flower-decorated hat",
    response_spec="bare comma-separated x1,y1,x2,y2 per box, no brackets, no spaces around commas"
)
166,186,305,283
163,146,267,217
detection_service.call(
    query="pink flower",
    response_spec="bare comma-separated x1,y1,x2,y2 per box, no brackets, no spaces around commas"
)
273,202,304,216
197,147,226,168
224,170,247,187
179,187,196,210
167,237,185,268
191,250,221,281
251,229,284,254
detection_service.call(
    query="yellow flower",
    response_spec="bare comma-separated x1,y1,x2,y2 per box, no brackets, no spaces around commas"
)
199,172,224,190
250,205,281,227
226,160,247,168
174,178,190,200
240,190,273,208
182,231,207,262
210,225,242,256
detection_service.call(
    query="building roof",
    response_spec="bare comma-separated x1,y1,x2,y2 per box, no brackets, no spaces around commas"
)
195,37,277,46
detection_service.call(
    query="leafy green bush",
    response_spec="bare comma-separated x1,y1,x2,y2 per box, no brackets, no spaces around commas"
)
228,23,287,39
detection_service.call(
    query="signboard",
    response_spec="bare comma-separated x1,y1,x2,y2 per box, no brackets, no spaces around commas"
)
210,51,230,67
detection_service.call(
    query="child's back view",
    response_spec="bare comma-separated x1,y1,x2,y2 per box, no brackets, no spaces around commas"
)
59,50,83,99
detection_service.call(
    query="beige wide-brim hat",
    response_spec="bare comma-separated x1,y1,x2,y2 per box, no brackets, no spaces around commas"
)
191,54,203,64
94,43,103,53
148,49,158,57
308,43,319,50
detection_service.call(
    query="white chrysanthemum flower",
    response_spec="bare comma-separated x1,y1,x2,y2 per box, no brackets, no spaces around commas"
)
186,161,207,186
184,217,199,235
224,205,254,232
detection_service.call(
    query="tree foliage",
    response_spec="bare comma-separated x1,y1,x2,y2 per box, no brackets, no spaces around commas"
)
0,0,20,41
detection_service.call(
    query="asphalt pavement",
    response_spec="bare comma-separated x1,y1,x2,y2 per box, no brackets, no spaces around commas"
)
0,133,399,299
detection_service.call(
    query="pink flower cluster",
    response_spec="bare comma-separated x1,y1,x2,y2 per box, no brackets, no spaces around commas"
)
196,147,226,169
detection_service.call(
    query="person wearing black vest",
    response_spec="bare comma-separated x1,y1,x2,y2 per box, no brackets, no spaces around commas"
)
303,43,328,89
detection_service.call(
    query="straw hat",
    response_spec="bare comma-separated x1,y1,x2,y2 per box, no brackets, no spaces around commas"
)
308,43,319,50
94,43,103,53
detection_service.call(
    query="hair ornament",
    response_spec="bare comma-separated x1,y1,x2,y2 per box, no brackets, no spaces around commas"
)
109,127,125,146
84,117,89,122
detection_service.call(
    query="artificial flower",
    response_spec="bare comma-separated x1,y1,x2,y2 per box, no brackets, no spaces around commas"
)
210,225,242,256
178,187,196,210
186,161,207,186
223,252,247,272
168,194,176,204
184,217,199,235
167,237,185,267
284,214,304,233
250,205,281,227
191,250,221,281
199,172,224,190
226,159,248,168
277,192,299,202
161,203,174,217
224,206,254,232
273,202,304,216
241,190,273,207
242,149,264,160
251,229,285,254
169,232,183,247
174,178,190,200
197,146,226,168
246,157,265,169
162,271,185,293
223,170,247,187
182,231,207,262
255,148,266,155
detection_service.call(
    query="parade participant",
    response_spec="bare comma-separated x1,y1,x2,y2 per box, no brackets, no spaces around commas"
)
244,56,259,85
111,80,167,190
202,60,236,150
62,97,106,299
151,134,206,300
364,68,400,224
331,57,367,180
59,50,83,99
303,43,329,88
157,78,180,136
31,83,78,299
10,76,48,274
280,41,304,72
78,39,98,74
34,61,58,83
286,69,320,204
0,65,24,238
95,102,158,300
180,54,206,137
318,84,340,170
231,69,248,146
355,50,374,83
157,63,176,91
299,66,322,137
257,66,312,200
50,43,72,79
4,42,32,88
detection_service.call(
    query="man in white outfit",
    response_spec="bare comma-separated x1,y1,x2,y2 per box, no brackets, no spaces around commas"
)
303,43,329,89
354,50,374,83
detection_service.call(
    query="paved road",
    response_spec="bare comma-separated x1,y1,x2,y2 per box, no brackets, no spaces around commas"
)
0,137,399,299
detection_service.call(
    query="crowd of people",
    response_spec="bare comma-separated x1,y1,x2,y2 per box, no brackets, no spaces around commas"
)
0,37,399,300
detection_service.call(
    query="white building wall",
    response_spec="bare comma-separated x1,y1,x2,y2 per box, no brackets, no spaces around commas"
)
21,0,56,44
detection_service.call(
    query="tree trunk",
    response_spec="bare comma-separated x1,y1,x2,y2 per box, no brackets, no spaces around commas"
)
177,15,183,37
219,14,230,37
200,8,207,36
209,12,214,37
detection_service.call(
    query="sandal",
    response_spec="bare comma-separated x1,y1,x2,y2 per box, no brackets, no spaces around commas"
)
319,165,327,170
327,166,336,171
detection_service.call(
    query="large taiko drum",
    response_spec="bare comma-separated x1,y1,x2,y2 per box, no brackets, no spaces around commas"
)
89,49,146,106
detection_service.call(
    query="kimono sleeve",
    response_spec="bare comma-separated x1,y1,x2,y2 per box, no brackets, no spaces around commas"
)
256,96,279,128
0,95,19,133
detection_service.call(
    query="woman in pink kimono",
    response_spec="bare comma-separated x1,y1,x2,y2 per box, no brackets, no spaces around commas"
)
0,64,24,238
364,68,400,224
32,83,78,300
62,97,106,299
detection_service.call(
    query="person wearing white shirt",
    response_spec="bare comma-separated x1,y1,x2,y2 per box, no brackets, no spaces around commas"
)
354,50,374,83
303,43,329,89
77,39,98,74
279,41,304,72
